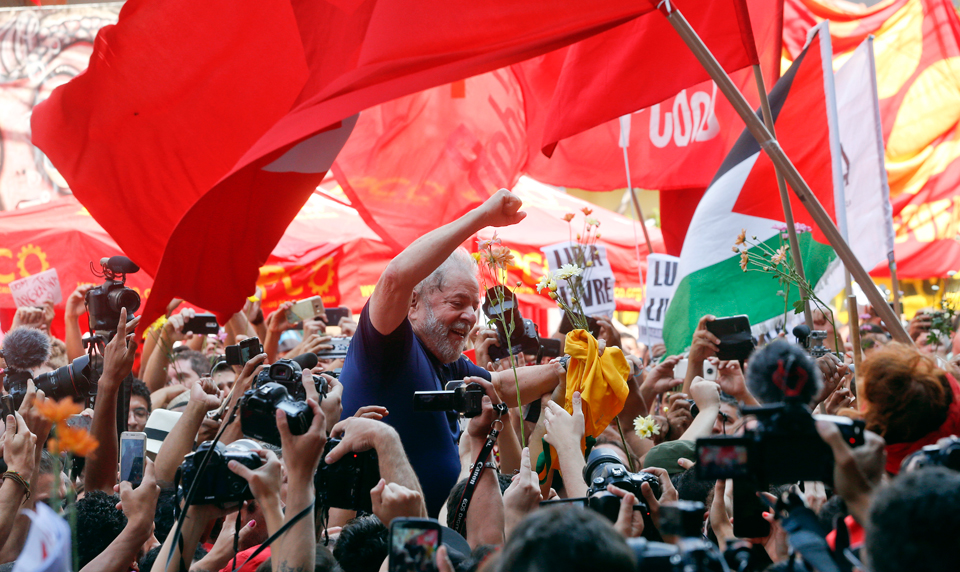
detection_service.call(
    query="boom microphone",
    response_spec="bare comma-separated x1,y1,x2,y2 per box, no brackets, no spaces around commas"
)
0,328,50,372
292,352,318,371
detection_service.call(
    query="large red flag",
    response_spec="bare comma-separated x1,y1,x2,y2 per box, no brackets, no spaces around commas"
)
332,69,527,251
539,0,760,157
31,0,659,331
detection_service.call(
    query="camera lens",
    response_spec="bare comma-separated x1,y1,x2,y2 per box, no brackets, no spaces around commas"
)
33,356,91,402
107,287,141,314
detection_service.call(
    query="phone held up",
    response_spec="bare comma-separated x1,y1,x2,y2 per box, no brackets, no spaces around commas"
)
389,518,442,572
120,431,147,487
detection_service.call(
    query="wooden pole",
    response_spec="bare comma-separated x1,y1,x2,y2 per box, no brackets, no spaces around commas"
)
752,65,814,330
660,5,913,345
849,294,862,373
889,257,902,318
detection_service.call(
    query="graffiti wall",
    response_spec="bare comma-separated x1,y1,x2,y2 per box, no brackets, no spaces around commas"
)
0,4,119,211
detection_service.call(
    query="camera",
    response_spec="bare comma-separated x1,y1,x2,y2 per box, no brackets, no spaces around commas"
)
793,325,831,358
627,502,731,572
4,356,97,412
412,381,484,418
582,448,661,536
85,256,141,334
254,357,328,402
315,437,380,513
180,440,262,506
482,286,540,361
902,435,960,472
225,337,263,366
696,404,864,485
240,382,315,447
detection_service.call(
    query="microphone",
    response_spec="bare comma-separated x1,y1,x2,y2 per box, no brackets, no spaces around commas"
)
745,341,822,407
292,352,318,371
1,328,50,372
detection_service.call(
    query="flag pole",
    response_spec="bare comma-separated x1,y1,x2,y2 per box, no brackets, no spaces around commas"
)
849,293,862,372
888,256,902,318
659,4,913,345
752,64,814,330
622,149,656,256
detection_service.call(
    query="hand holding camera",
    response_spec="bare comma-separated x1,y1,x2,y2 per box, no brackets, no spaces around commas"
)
227,448,283,506
162,307,196,344
115,457,161,537
64,284,95,321
278,397,326,484
463,377,504,443
371,479,424,526
100,308,140,389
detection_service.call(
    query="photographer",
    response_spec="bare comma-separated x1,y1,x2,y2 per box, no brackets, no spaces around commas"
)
141,308,209,392
339,189,565,516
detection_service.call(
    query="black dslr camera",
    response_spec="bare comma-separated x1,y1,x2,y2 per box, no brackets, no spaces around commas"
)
482,286,541,361
255,358,328,401
240,382,314,447
582,449,661,525
180,441,262,506
85,256,141,334
3,355,98,412
412,381,484,418
315,437,380,513
626,501,729,571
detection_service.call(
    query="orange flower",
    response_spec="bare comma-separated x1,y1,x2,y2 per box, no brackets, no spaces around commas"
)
581,207,593,216
53,425,99,457
485,246,515,267
36,397,82,424
562,213,575,222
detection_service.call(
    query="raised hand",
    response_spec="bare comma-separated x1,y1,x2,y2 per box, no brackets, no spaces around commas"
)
370,479,423,526
101,308,141,388
477,188,526,228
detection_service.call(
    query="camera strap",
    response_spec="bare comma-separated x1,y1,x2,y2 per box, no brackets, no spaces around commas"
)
451,403,508,535
774,493,843,572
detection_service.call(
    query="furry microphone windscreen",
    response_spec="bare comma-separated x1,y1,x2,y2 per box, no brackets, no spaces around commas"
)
1,327,50,371
745,341,823,407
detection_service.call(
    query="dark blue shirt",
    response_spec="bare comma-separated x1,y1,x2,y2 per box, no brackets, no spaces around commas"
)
339,303,490,516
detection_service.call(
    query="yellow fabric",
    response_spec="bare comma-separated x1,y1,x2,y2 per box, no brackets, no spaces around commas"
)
537,329,630,482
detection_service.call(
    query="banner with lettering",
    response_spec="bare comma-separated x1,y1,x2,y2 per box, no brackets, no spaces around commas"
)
638,254,680,347
541,242,617,318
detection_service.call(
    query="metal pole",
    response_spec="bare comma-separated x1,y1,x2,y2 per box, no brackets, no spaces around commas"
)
622,146,656,255
660,5,913,345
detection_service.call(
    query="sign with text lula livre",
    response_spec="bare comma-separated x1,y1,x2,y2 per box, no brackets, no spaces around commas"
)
541,241,616,318
639,254,680,347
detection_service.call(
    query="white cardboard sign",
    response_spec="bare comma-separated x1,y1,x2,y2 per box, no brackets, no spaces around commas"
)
9,268,62,308
541,242,617,318
638,254,681,347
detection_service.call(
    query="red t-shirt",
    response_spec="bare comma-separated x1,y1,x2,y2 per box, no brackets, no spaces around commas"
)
218,545,271,572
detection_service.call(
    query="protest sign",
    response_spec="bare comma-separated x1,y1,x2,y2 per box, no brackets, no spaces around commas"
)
639,254,680,346
9,269,62,308
541,241,616,318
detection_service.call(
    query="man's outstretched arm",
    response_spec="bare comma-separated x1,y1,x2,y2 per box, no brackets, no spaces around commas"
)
369,189,526,335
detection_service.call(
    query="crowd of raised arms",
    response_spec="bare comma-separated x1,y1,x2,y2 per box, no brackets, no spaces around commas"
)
0,190,957,572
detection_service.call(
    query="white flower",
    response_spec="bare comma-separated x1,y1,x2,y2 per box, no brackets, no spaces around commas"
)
536,273,552,294
634,415,661,439
586,217,600,227
555,264,583,280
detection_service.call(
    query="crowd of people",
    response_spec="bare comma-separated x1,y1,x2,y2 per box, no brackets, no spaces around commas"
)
0,189,957,572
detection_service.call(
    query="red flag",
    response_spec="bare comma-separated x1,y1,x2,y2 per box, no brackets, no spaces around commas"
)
539,0,760,157
31,0,658,331
332,69,527,251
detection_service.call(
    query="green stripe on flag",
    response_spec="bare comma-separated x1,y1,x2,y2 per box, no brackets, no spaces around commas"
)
664,233,837,356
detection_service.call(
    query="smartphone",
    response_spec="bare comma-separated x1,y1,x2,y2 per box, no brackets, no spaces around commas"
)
224,337,263,366
324,306,350,326
538,338,562,360
120,431,147,486
287,296,325,324
182,313,219,335
389,518,441,572
705,315,754,361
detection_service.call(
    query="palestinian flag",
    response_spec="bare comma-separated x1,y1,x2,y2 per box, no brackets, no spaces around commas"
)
663,23,843,354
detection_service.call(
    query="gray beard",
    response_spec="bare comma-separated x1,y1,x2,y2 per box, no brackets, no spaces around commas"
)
420,304,467,364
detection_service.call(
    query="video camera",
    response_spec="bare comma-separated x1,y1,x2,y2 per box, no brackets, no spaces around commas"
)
85,256,141,335
482,286,541,361
315,437,380,513
793,325,831,358
412,381,484,418
180,440,262,506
